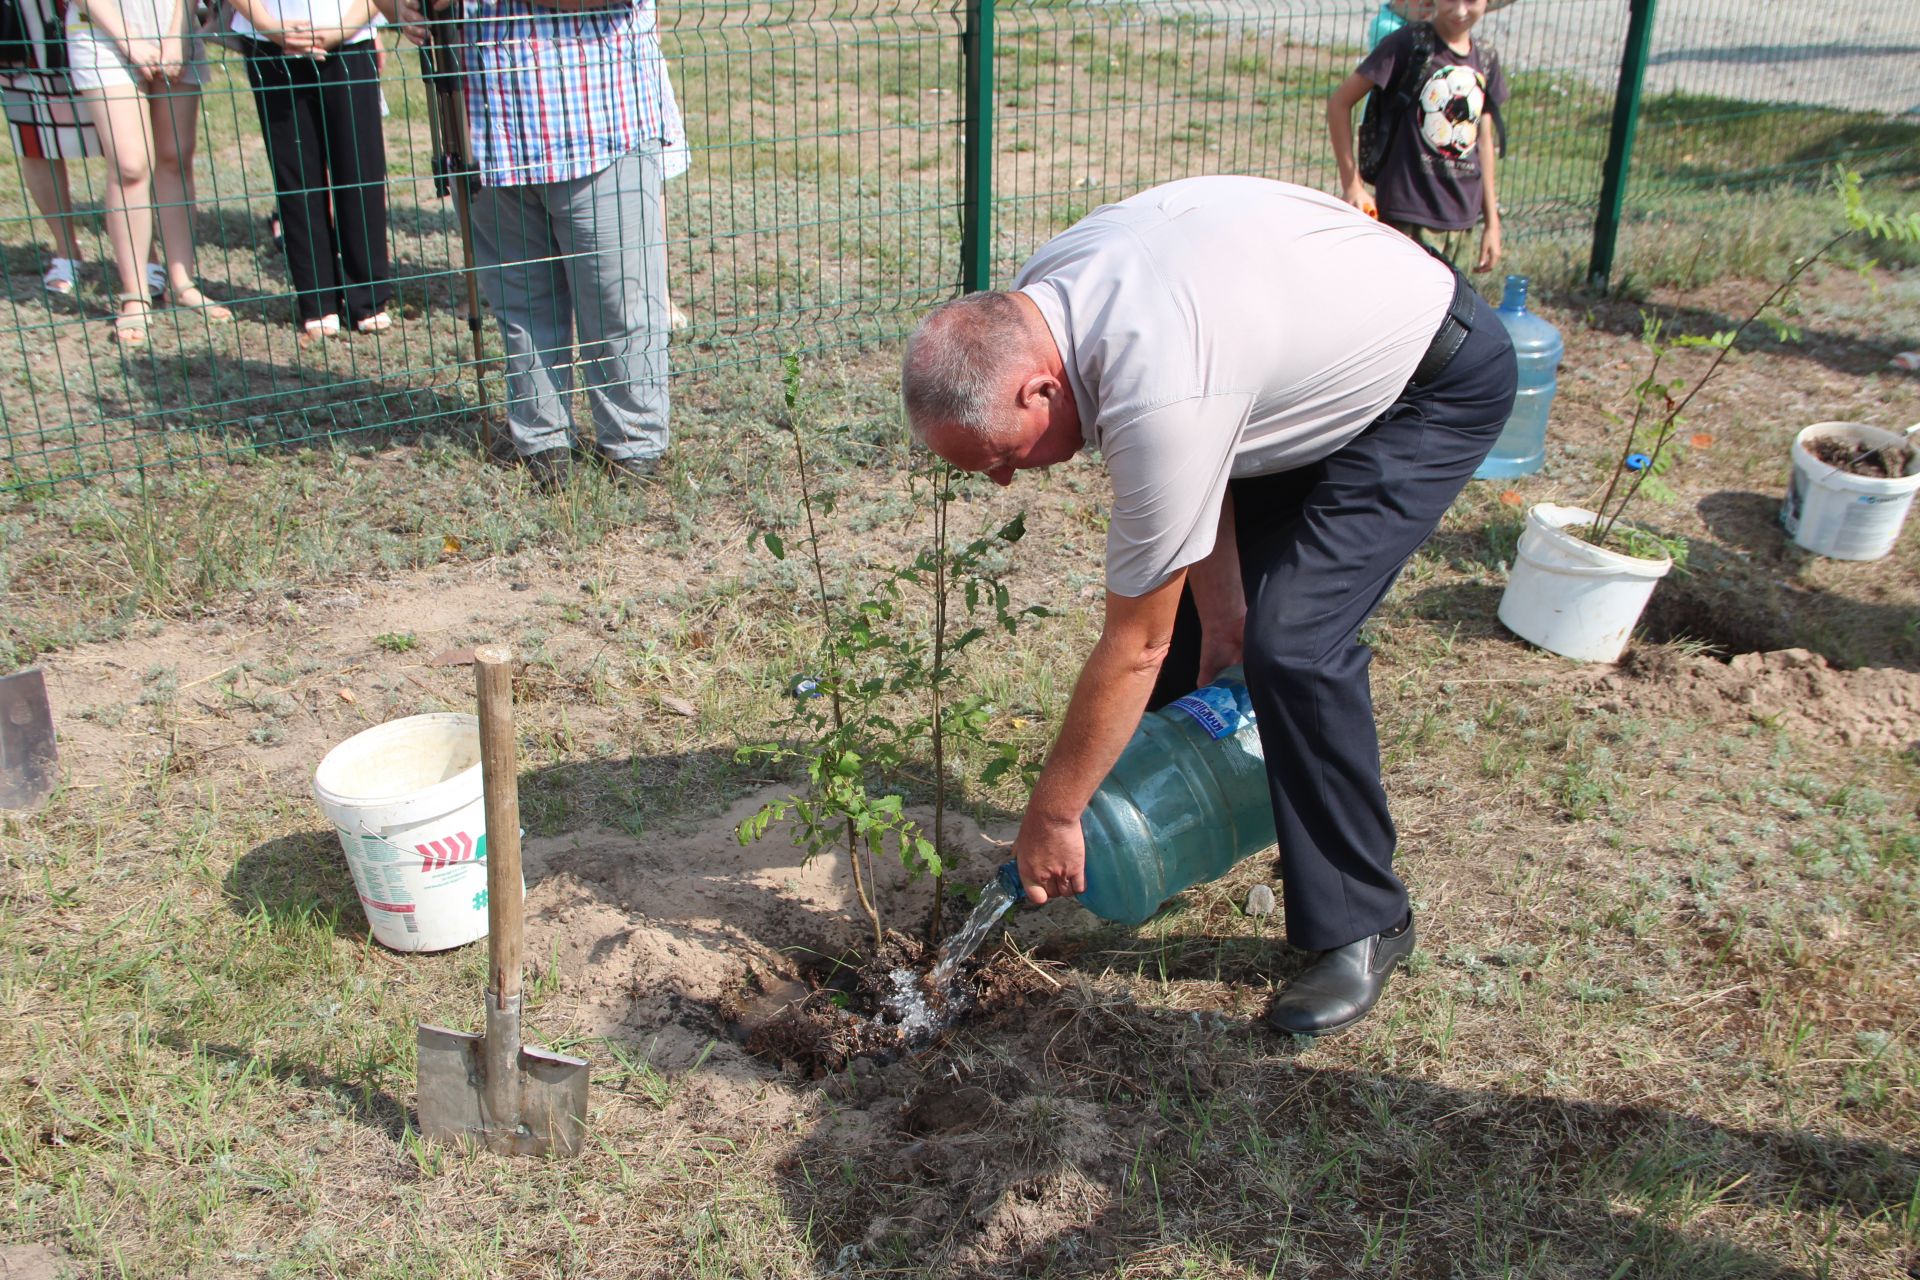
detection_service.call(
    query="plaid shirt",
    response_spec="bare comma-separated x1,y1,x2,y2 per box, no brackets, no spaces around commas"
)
461,0,670,188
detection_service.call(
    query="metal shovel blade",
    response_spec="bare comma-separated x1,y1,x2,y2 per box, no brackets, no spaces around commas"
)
417,1021,590,1157
0,668,57,811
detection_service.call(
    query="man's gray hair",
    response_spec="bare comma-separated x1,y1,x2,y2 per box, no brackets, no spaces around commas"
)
901,291,1031,442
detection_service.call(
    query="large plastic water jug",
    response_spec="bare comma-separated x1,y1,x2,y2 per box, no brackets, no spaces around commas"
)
1475,275,1562,479
1002,667,1279,925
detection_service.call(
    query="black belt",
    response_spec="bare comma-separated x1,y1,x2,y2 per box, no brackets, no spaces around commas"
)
1409,270,1477,386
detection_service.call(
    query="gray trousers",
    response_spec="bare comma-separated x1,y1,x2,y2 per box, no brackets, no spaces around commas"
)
471,149,670,462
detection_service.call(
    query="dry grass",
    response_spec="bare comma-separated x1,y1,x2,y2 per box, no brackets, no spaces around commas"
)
3,262,1919,1276
2,2,1919,1271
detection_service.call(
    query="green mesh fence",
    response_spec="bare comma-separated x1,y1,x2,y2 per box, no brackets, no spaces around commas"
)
1,0,1915,490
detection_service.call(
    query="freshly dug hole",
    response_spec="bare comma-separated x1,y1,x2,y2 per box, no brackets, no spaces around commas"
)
726,935,1054,1075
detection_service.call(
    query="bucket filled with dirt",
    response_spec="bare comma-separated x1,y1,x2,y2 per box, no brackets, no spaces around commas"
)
1498,503,1673,664
313,713,494,952
1781,421,1920,561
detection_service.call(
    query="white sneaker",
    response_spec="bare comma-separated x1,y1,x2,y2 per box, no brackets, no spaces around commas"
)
146,261,167,305
43,257,78,295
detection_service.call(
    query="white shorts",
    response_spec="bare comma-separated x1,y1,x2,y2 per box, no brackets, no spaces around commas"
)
63,25,207,94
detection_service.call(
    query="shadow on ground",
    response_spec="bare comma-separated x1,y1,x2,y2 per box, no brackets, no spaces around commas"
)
1641,490,1920,670
155,1031,412,1142
1552,288,1910,380
775,985,1920,1278
226,829,364,939
1409,503,1920,672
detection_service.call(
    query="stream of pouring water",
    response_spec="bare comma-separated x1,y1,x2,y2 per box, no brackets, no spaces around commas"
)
880,873,1020,1039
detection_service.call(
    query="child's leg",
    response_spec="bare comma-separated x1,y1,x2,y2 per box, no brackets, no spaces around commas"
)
19,156,84,262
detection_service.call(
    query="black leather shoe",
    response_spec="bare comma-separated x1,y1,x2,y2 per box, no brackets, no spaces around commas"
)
1264,914,1416,1037
523,448,573,492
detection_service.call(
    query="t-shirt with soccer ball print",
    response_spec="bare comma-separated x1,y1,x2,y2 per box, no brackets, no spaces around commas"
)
1357,25,1508,231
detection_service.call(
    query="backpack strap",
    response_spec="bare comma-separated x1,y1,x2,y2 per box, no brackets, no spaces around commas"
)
1389,23,1438,118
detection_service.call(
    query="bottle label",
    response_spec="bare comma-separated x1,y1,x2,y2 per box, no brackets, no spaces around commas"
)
1169,684,1245,740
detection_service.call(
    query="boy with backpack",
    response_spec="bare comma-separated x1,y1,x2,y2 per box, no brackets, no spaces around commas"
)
1328,0,1508,272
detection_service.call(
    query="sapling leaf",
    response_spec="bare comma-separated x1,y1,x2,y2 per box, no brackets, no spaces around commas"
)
782,352,802,410
764,531,786,560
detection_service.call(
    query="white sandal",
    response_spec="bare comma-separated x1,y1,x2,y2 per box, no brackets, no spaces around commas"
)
355,310,393,334
301,314,342,342
43,257,79,296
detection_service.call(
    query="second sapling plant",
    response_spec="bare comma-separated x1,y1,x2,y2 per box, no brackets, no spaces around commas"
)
1584,170,1919,558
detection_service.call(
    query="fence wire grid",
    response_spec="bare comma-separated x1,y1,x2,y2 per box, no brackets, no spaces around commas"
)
1,0,1916,490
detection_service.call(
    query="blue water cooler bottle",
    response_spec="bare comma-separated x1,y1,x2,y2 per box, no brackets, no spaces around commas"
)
1474,274,1563,479
1006,668,1280,926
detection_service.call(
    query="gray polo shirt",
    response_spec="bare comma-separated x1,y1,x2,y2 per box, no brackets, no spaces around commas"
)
1014,175,1453,598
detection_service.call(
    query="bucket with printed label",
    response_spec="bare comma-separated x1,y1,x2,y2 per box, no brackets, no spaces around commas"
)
1780,422,1920,561
313,713,495,953
1498,503,1673,664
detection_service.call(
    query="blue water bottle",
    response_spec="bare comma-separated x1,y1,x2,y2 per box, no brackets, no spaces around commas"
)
1003,667,1279,926
1475,275,1563,479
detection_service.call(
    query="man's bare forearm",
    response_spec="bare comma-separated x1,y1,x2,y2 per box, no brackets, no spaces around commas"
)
1025,576,1184,830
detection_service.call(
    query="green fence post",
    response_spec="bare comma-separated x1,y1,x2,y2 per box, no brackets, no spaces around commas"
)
961,0,996,293
1589,0,1658,292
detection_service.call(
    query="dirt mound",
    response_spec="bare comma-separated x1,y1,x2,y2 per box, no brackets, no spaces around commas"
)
522,787,1007,1074
1591,647,1920,751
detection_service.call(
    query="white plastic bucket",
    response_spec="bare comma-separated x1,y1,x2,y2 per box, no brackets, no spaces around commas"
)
313,713,494,952
1498,503,1673,663
1781,422,1920,561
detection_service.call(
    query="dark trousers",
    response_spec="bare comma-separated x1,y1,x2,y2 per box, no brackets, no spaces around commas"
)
243,40,393,325
1149,285,1517,952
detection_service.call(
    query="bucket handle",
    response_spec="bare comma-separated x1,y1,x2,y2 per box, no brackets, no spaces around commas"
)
335,814,403,848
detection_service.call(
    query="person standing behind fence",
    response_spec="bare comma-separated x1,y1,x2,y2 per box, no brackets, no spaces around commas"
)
227,0,394,339
1331,0,1506,272
64,0,231,346
3,0,98,297
386,0,673,490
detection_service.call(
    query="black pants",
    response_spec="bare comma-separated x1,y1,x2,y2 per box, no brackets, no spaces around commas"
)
1149,284,1517,952
243,40,393,325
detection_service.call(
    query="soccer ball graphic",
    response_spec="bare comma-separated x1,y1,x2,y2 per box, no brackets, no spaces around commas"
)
1417,64,1486,158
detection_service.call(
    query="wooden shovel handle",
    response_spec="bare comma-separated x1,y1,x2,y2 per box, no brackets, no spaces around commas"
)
473,645,522,1004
